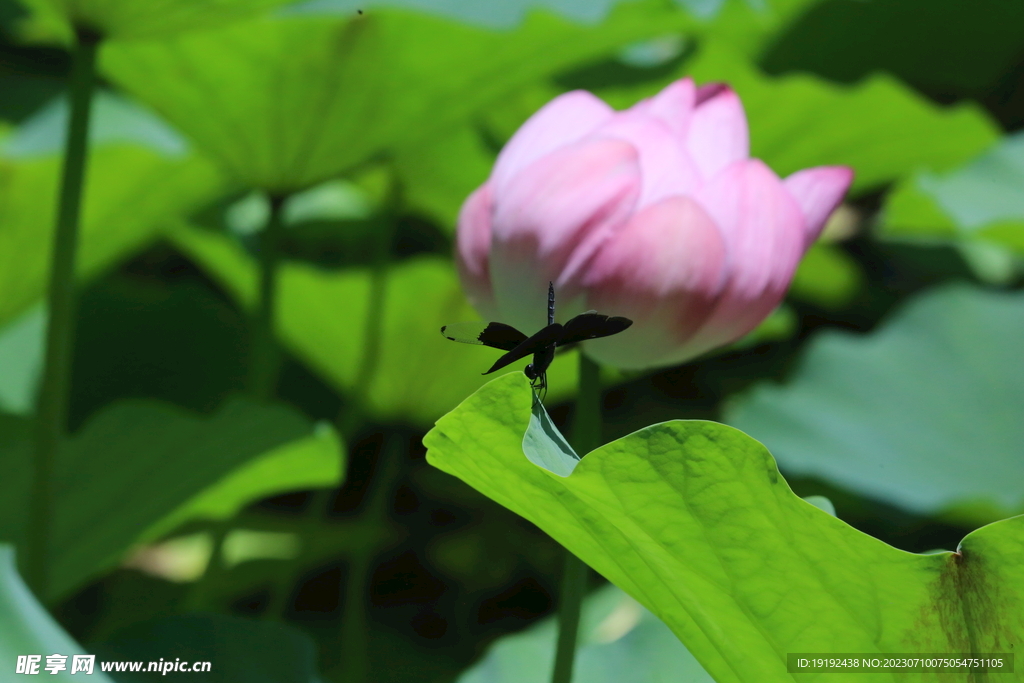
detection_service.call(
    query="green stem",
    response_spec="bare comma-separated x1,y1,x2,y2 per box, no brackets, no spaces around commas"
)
184,524,229,612
194,194,286,613
264,186,397,623
27,31,100,598
571,354,602,455
550,353,601,683
331,205,399,683
249,194,288,401
338,205,396,437
336,432,403,683
552,550,588,683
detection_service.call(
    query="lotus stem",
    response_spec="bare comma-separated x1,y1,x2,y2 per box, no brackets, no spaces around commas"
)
550,353,601,683
264,177,398,677
332,184,399,682
192,192,288,613
28,29,100,598
249,193,288,401
335,431,403,683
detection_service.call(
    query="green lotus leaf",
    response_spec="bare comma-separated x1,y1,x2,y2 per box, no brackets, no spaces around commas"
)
0,305,44,415
425,373,1024,683
759,0,1024,95
291,0,705,30
592,42,1001,195
0,138,226,329
101,4,699,192
166,223,598,425
168,222,795,423
727,284,1024,525
91,613,320,683
1,90,190,157
0,545,116,681
788,243,864,310
136,422,343,545
879,131,1024,255
457,583,713,683
394,125,494,232
0,397,343,600
17,0,295,42
290,0,820,52
696,44,1000,193
288,0,631,29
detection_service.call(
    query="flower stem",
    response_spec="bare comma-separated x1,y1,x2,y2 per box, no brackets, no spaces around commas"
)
249,194,288,401
552,549,588,683
183,526,227,612
188,193,288,613
27,30,99,598
550,353,601,683
337,202,395,439
335,432,403,683
188,194,287,611
264,179,397,645
332,194,399,683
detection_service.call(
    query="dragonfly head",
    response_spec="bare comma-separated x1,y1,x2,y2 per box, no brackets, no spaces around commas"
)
524,363,539,380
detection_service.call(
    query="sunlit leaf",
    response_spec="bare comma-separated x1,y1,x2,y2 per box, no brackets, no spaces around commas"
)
101,4,701,192
288,0,632,28
17,0,295,42
0,398,342,600
879,131,1024,255
0,545,116,682
166,223,593,425
1,91,188,158
425,372,1024,683
169,223,788,421
695,45,1000,192
595,43,1001,194
0,93,217,407
727,284,1024,524
394,125,494,232
0,138,226,329
727,303,795,350
291,0,821,49
879,179,960,242
0,304,44,415
788,243,863,309
287,0,746,28
137,422,344,545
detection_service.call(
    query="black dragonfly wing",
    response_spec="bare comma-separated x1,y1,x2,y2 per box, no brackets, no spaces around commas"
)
440,321,528,351
484,323,564,375
557,312,633,346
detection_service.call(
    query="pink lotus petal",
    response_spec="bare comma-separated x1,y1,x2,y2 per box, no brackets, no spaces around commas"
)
488,137,641,334
784,166,855,245
687,85,749,182
491,90,614,194
695,82,728,105
455,183,499,319
593,110,701,209
689,159,804,352
634,77,696,137
454,77,849,373
581,196,727,369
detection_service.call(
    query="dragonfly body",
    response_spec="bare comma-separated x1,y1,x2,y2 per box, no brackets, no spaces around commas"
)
441,283,632,397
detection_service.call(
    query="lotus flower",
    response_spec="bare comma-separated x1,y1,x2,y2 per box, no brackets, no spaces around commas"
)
456,78,853,370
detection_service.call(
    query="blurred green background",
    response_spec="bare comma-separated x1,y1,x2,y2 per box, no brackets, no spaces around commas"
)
0,0,1022,681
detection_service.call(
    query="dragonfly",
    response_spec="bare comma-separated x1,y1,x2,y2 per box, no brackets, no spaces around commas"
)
440,282,633,399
